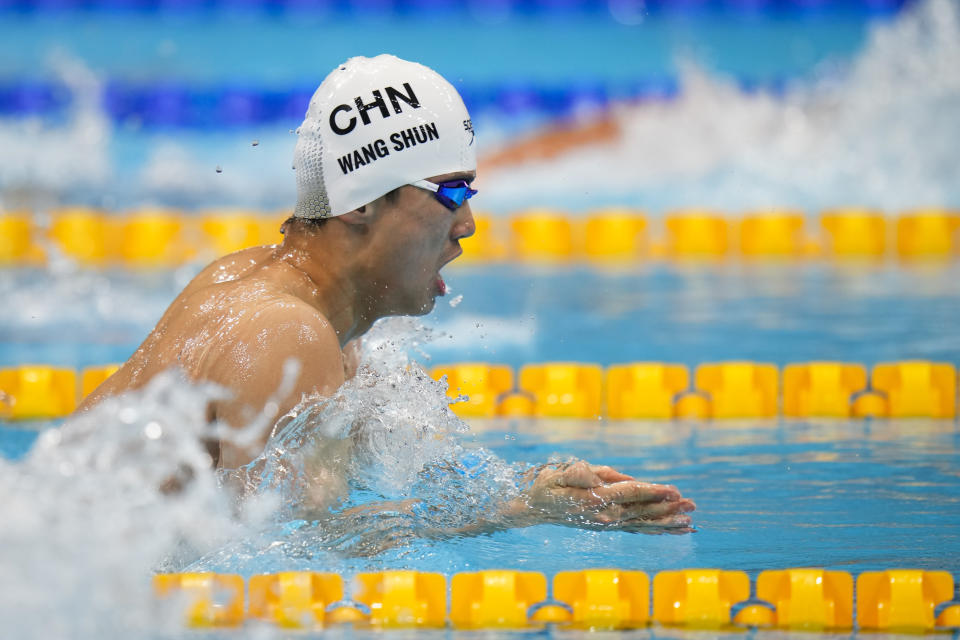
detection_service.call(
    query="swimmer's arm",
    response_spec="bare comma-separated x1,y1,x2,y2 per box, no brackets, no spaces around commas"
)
435,462,696,535
297,463,694,556
322,462,696,544
205,304,346,469
506,461,695,531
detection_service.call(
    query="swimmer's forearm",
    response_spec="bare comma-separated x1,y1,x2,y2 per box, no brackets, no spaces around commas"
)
416,497,544,538
421,469,550,536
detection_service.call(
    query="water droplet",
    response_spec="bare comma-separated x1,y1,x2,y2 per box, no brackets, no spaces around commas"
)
215,165,223,173
143,421,162,439
41,429,62,447
251,140,259,147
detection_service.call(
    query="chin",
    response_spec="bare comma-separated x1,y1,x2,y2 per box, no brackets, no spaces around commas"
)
414,297,437,315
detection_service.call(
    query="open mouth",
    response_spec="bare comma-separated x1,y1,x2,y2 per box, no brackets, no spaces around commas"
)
435,248,461,297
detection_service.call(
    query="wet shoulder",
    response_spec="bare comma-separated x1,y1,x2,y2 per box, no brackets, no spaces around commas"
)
176,276,339,377
181,272,314,323
179,245,276,299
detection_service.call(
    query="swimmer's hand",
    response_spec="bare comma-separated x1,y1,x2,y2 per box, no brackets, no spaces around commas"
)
509,460,696,534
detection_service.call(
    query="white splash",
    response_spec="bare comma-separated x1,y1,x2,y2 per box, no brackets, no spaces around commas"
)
0,371,250,639
0,52,110,207
0,317,526,635
481,0,960,213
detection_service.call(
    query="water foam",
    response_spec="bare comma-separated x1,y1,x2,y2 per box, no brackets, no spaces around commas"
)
0,53,110,210
481,0,960,212
0,371,245,639
198,317,524,571
0,317,529,636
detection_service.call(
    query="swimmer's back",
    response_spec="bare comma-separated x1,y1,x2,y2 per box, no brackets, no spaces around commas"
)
76,244,279,408
76,243,346,467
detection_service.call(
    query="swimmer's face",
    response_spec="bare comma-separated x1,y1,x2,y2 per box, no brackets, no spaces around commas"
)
368,170,476,316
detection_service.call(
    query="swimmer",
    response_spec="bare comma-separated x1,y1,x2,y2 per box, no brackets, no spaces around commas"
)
78,55,695,532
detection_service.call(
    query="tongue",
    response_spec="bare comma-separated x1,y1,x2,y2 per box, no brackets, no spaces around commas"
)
436,275,447,295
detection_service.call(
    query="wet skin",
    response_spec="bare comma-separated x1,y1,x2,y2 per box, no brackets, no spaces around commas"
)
77,171,695,531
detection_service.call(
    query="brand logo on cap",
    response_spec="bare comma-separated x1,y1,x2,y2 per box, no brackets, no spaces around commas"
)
328,83,421,135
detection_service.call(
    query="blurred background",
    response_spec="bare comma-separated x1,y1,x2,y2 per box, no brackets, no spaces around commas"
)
1,0,957,214
1,0,959,374
4,3,960,619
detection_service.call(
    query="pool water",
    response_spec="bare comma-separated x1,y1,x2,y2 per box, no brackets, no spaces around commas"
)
179,416,960,576
1,1,959,636
3,262,960,371
1,263,958,576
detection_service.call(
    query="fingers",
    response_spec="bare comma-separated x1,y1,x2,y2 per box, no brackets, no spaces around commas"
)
591,465,636,483
628,519,697,535
593,498,695,524
642,513,693,528
553,460,602,489
610,513,694,531
536,462,696,533
591,480,683,505
633,513,694,532
619,497,696,520
550,479,688,512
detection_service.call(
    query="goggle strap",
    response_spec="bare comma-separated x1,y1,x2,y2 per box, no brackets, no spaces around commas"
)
410,179,440,193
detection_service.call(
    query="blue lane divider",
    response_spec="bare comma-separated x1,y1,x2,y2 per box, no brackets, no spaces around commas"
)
0,0,912,16
0,76,743,127
101,82,314,128
0,82,71,115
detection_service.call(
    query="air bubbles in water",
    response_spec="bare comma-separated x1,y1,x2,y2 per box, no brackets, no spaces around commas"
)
449,293,463,308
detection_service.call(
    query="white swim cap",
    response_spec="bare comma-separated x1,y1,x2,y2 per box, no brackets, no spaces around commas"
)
293,54,476,219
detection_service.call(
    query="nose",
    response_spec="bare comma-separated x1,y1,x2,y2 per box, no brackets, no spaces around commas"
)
451,200,475,241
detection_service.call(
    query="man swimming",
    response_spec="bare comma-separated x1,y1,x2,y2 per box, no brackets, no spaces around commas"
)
78,55,695,532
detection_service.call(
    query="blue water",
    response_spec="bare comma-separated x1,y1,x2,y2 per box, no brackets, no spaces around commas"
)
0,4,892,139
0,13,873,87
2,262,958,573
0,425,42,460
3,1,955,215
3,263,959,369
459,418,960,575
428,264,960,368
1,4,957,636
5,415,958,574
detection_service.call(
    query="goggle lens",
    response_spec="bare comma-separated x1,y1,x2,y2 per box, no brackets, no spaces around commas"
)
409,178,478,211
435,181,477,210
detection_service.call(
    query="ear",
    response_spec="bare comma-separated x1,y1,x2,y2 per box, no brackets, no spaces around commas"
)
338,192,395,226
337,204,372,226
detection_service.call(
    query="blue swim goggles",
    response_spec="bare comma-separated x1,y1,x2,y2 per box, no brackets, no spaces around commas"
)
410,179,477,211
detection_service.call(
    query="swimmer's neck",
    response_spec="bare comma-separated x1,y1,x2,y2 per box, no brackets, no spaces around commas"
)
270,230,378,347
